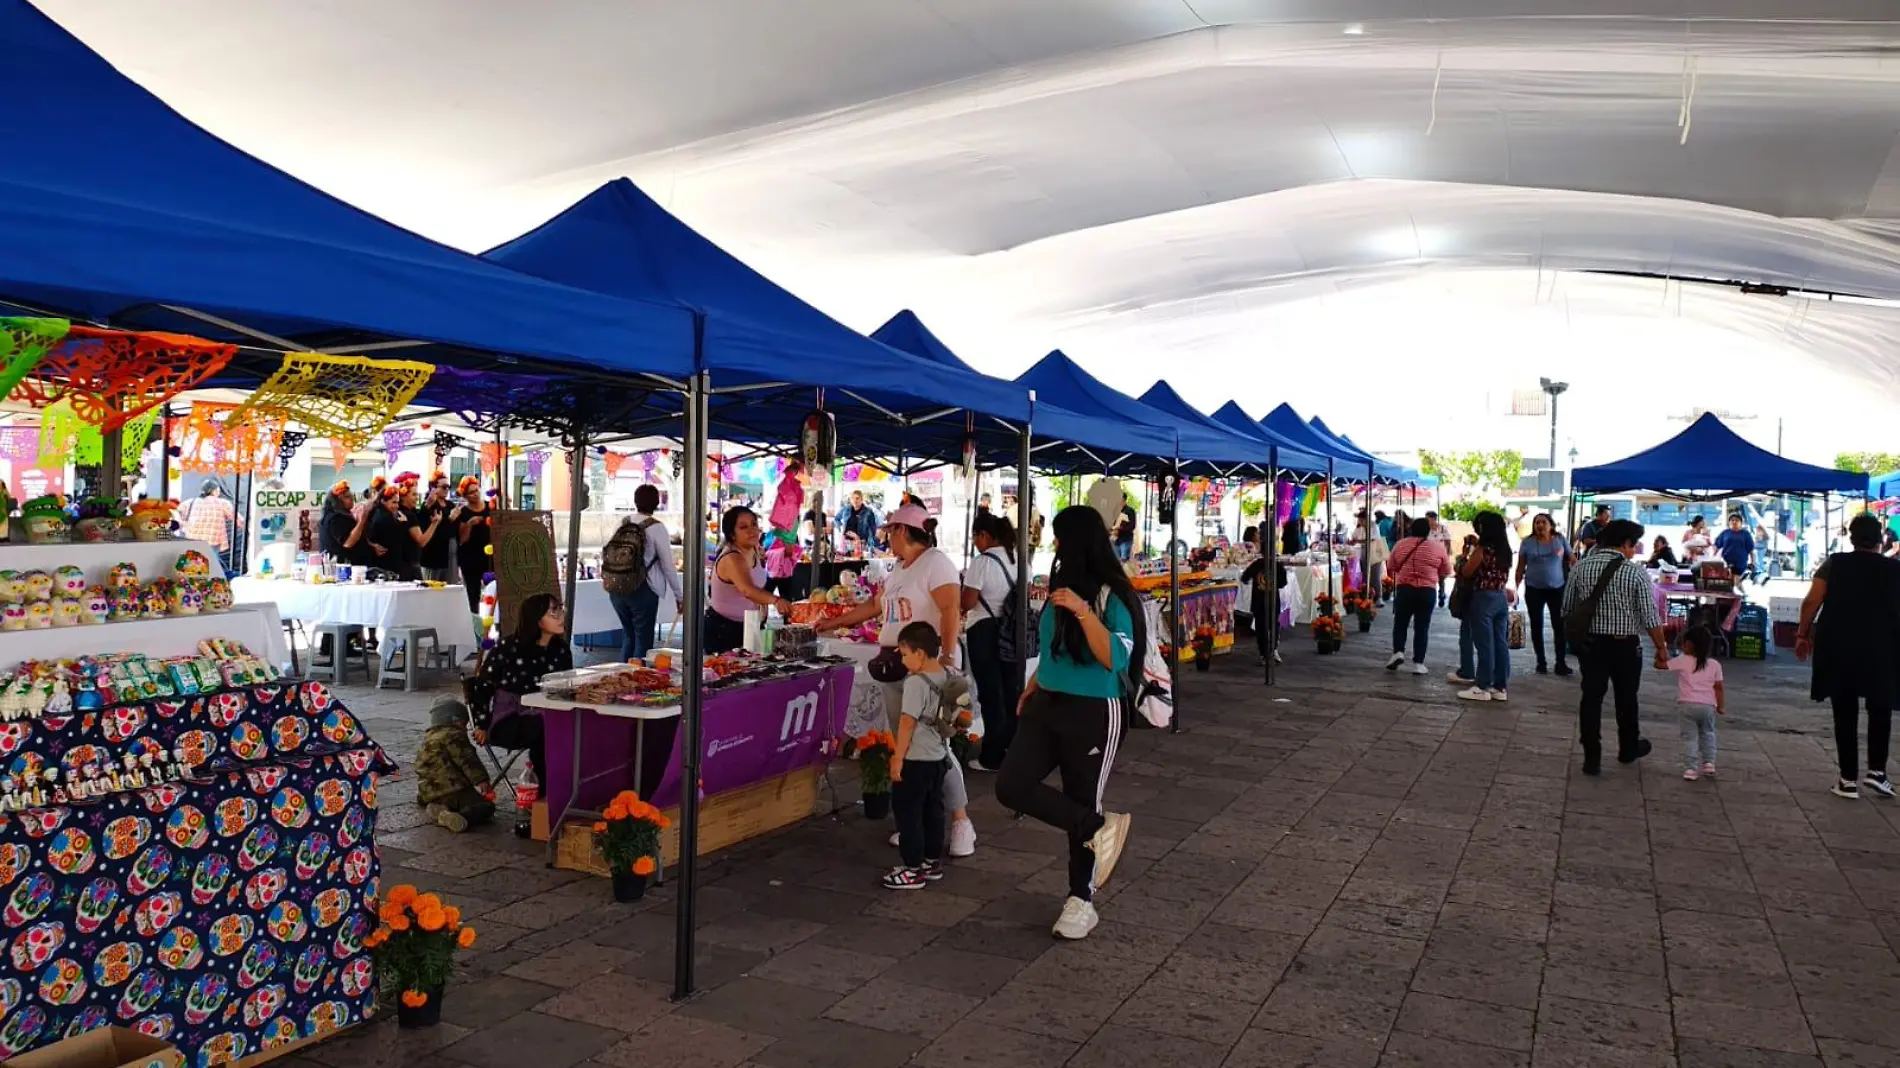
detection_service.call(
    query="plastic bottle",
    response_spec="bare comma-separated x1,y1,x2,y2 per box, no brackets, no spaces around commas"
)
514,764,540,807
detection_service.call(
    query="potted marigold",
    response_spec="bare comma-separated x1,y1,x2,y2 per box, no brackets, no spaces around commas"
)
1314,592,1338,620
1311,612,1344,654
367,884,478,1029
856,730,896,819
594,790,669,902
1343,590,1377,632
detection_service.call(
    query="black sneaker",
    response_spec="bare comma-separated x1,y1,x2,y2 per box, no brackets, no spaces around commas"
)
1535,663,1549,675
1862,772,1893,800
1581,760,1601,777
1617,739,1653,764
1832,779,1861,800
1554,663,1574,677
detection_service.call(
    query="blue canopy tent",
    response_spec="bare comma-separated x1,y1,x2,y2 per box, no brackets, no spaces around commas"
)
1308,417,1409,484
1872,471,1900,498
1017,352,1266,468
1138,382,1328,477
0,0,696,379
1332,430,1420,484
1209,402,1332,483
1573,414,1863,496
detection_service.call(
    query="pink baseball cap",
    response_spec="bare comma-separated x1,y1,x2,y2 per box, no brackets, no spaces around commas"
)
882,504,931,531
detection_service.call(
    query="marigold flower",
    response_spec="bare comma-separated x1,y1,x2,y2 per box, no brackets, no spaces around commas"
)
413,893,443,914
652,812,672,830
604,800,628,821
400,990,428,1008
386,913,410,932
386,885,418,908
592,821,609,833
442,906,461,928
614,790,641,807
632,856,656,876
378,903,407,925
457,927,477,949
417,906,447,932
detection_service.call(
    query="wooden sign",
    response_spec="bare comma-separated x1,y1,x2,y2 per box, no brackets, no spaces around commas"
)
491,510,557,636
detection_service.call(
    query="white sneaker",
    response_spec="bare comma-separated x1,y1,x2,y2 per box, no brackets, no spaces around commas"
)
1385,652,1406,671
1052,896,1099,940
949,818,977,858
1456,687,1492,702
1489,690,1508,703
1273,650,1283,664
888,831,900,847
1410,663,1429,676
967,759,992,772
1088,812,1131,888
1448,671,1474,685
1865,771,1895,800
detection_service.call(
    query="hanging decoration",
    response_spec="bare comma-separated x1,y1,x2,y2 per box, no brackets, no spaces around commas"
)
799,409,837,471
34,401,162,469
602,451,627,478
524,449,549,480
1158,467,1180,525
327,437,353,473
9,324,235,431
0,317,69,399
276,429,308,476
175,400,283,475
433,430,459,466
382,427,416,468
227,352,434,451
479,442,504,474
0,425,37,463
670,449,683,480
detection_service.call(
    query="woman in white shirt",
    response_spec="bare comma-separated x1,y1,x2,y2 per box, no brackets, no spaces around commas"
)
962,513,1023,772
1682,516,1713,563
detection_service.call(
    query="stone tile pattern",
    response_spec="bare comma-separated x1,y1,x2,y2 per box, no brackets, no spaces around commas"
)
283,617,1900,1067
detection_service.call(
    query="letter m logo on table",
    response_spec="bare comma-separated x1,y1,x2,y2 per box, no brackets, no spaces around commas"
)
780,691,821,742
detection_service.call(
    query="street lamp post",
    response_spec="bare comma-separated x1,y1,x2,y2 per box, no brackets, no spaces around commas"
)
1540,377,1569,475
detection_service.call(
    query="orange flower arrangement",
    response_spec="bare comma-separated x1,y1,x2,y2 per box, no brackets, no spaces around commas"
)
366,883,477,1018
595,790,668,878
855,730,897,795
1311,614,1344,642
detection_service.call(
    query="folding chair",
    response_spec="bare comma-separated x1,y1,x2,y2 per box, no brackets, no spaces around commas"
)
483,744,524,804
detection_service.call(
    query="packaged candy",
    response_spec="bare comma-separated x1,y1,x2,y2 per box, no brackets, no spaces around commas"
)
53,566,87,597
167,663,200,696
19,495,69,545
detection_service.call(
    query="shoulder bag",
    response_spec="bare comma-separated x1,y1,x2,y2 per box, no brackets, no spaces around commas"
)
1563,557,1627,646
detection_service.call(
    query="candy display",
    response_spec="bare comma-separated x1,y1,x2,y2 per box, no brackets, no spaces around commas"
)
0,553,230,630
127,498,177,541
18,496,69,545
70,498,127,543
1,642,281,724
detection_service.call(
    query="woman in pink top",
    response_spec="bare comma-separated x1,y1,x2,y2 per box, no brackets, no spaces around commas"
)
1384,517,1453,675
706,506,793,654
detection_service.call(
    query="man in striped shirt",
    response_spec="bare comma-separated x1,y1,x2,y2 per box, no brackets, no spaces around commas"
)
1562,519,1670,775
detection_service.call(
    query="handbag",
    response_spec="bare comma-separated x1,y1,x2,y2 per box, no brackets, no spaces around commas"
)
867,646,907,684
1563,557,1626,646
1448,575,1474,619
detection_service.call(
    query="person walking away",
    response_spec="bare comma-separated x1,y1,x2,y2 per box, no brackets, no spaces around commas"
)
1795,513,1900,799
418,475,458,583
602,485,682,661
818,504,979,856
1240,527,1285,667
452,477,495,614
882,622,964,890
415,695,497,831
706,506,794,655
1563,519,1669,775
1715,512,1756,588
1385,518,1451,675
1425,512,1454,605
1455,511,1515,702
1669,627,1724,781
962,514,1024,772
181,481,237,568
1576,504,1612,552
996,505,1138,940
1516,512,1574,676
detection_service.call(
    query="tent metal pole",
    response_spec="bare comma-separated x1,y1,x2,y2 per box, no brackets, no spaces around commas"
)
673,368,710,1001
158,406,172,503
1265,448,1278,687
1015,423,1033,712
1360,469,1374,598
1168,457,1182,734
1325,460,1336,605
561,434,586,638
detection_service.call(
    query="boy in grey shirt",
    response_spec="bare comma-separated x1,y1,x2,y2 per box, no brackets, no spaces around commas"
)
883,621,967,890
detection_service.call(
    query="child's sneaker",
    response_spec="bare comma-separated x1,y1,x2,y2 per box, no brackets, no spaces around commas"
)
1832,779,1860,800
920,860,946,882
881,866,927,891
427,803,468,833
1702,762,1717,778
1682,768,1698,781
1864,771,1895,799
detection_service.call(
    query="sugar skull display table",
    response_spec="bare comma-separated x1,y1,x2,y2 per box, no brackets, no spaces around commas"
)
0,680,393,1068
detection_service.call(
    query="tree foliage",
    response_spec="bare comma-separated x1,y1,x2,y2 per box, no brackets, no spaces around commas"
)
1418,450,1525,495
1834,452,1900,475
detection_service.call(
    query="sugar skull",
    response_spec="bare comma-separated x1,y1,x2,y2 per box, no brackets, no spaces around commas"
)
10,921,64,970
166,582,202,617
291,944,325,994
116,970,165,1020
139,585,166,619
238,941,279,990
175,730,216,768
183,972,229,1025
21,571,52,602
132,1014,173,1040
0,726,25,762
0,1004,48,1057
51,599,81,627
103,816,151,861
208,693,246,729
298,682,334,714
47,828,95,875
81,588,110,625
164,805,209,849
74,878,119,935
238,824,279,872
16,806,67,841
310,888,350,930
37,958,86,1006
207,914,253,957
229,722,266,762
258,722,305,765
102,705,146,744
132,892,181,938
4,873,55,926
338,956,373,999
24,602,51,629
191,854,233,907
197,1031,247,1067
0,977,19,1020
60,1007,105,1043
108,586,140,621
242,984,287,1028
313,779,352,818
319,709,360,745
126,844,174,895
174,550,212,579
259,1016,298,1050
332,806,365,850
245,766,286,794
335,749,377,778
244,868,287,911
340,846,373,887
0,842,29,887
53,566,86,597
305,1001,348,1037
330,913,370,961
91,942,142,988
269,788,310,829
0,571,22,602
106,562,138,589
214,797,258,837
0,604,24,631
155,926,202,971
292,834,331,881
205,579,234,612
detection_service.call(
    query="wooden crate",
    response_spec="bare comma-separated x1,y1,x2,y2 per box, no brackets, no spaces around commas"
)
552,765,820,876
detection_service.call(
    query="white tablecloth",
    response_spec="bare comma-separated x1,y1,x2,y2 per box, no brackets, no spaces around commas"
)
819,638,888,739
1,604,289,671
0,539,226,587
231,577,477,649
1287,563,1343,625
567,579,680,636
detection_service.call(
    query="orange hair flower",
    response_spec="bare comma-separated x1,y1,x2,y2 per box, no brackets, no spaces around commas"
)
400,990,429,1008
632,856,656,876
417,906,447,932
457,927,477,949
457,476,480,495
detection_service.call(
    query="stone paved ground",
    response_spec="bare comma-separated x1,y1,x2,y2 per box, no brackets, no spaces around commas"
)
288,617,1900,1068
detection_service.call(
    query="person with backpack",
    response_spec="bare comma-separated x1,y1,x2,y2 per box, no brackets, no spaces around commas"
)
995,505,1139,941
962,513,1025,771
601,485,683,661
1562,519,1669,775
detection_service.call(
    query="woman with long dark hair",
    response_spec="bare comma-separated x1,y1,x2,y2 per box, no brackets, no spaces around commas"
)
469,592,570,834
962,513,1023,771
318,481,375,566
1456,510,1515,703
996,506,1141,941
1797,513,1900,799
1515,512,1573,676
452,477,495,613
706,506,793,654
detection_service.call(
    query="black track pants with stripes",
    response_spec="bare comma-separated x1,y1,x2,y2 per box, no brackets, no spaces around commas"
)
995,688,1122,901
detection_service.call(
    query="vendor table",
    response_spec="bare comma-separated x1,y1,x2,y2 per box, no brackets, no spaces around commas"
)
1151,583,1239,661
820,638,890,739
1,604,290,672
1286,560,1346,624
1655,584,1745,642
232,576,477,649
568,578,680,648
528,663,852,864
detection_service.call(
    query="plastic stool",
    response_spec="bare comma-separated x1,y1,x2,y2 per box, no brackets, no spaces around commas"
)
376,626,440,692
311,623,368,684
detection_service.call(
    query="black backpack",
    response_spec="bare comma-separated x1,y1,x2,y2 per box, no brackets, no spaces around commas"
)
600,517,657,596
974,551,1035,663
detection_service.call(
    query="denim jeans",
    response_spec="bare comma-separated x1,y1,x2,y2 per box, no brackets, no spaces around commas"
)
1458,616,1476,680
1390,587,1435,662
608,585,661,661
1470,589,1511,691
1678,702,1717,769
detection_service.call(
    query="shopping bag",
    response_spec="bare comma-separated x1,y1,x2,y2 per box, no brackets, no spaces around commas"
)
1508,610,1527,650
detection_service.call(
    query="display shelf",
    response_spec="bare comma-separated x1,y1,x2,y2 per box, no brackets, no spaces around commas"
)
2,604,288,669
0,539,227,583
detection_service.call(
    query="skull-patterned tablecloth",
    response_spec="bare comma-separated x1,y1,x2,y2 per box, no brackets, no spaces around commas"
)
0,681,396,1067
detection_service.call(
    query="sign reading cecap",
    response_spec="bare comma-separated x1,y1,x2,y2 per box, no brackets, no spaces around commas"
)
254,490,318,510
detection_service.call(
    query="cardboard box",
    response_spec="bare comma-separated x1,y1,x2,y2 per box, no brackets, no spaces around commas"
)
5,1027,182,1068
553,765,820,876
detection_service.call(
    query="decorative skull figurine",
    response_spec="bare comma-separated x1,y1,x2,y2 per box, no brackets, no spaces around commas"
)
108,586,140,621
107,562,139,589
52,567,86,597
80,588,110,625
0,604,24,632
21,572,51,602
166,583,201,617
173,550,212,580
23,603,51,631
204,578,234,612
139,585,168,620
51,600,81,628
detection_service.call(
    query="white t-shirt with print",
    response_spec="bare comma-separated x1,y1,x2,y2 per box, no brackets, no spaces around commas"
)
962,547,1017,625
878,547,962,646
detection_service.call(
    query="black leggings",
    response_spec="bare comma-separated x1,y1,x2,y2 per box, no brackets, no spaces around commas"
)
1832,694,1892,781
1525,585,1568,668
965,619,1024,769
995,690,1121,902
